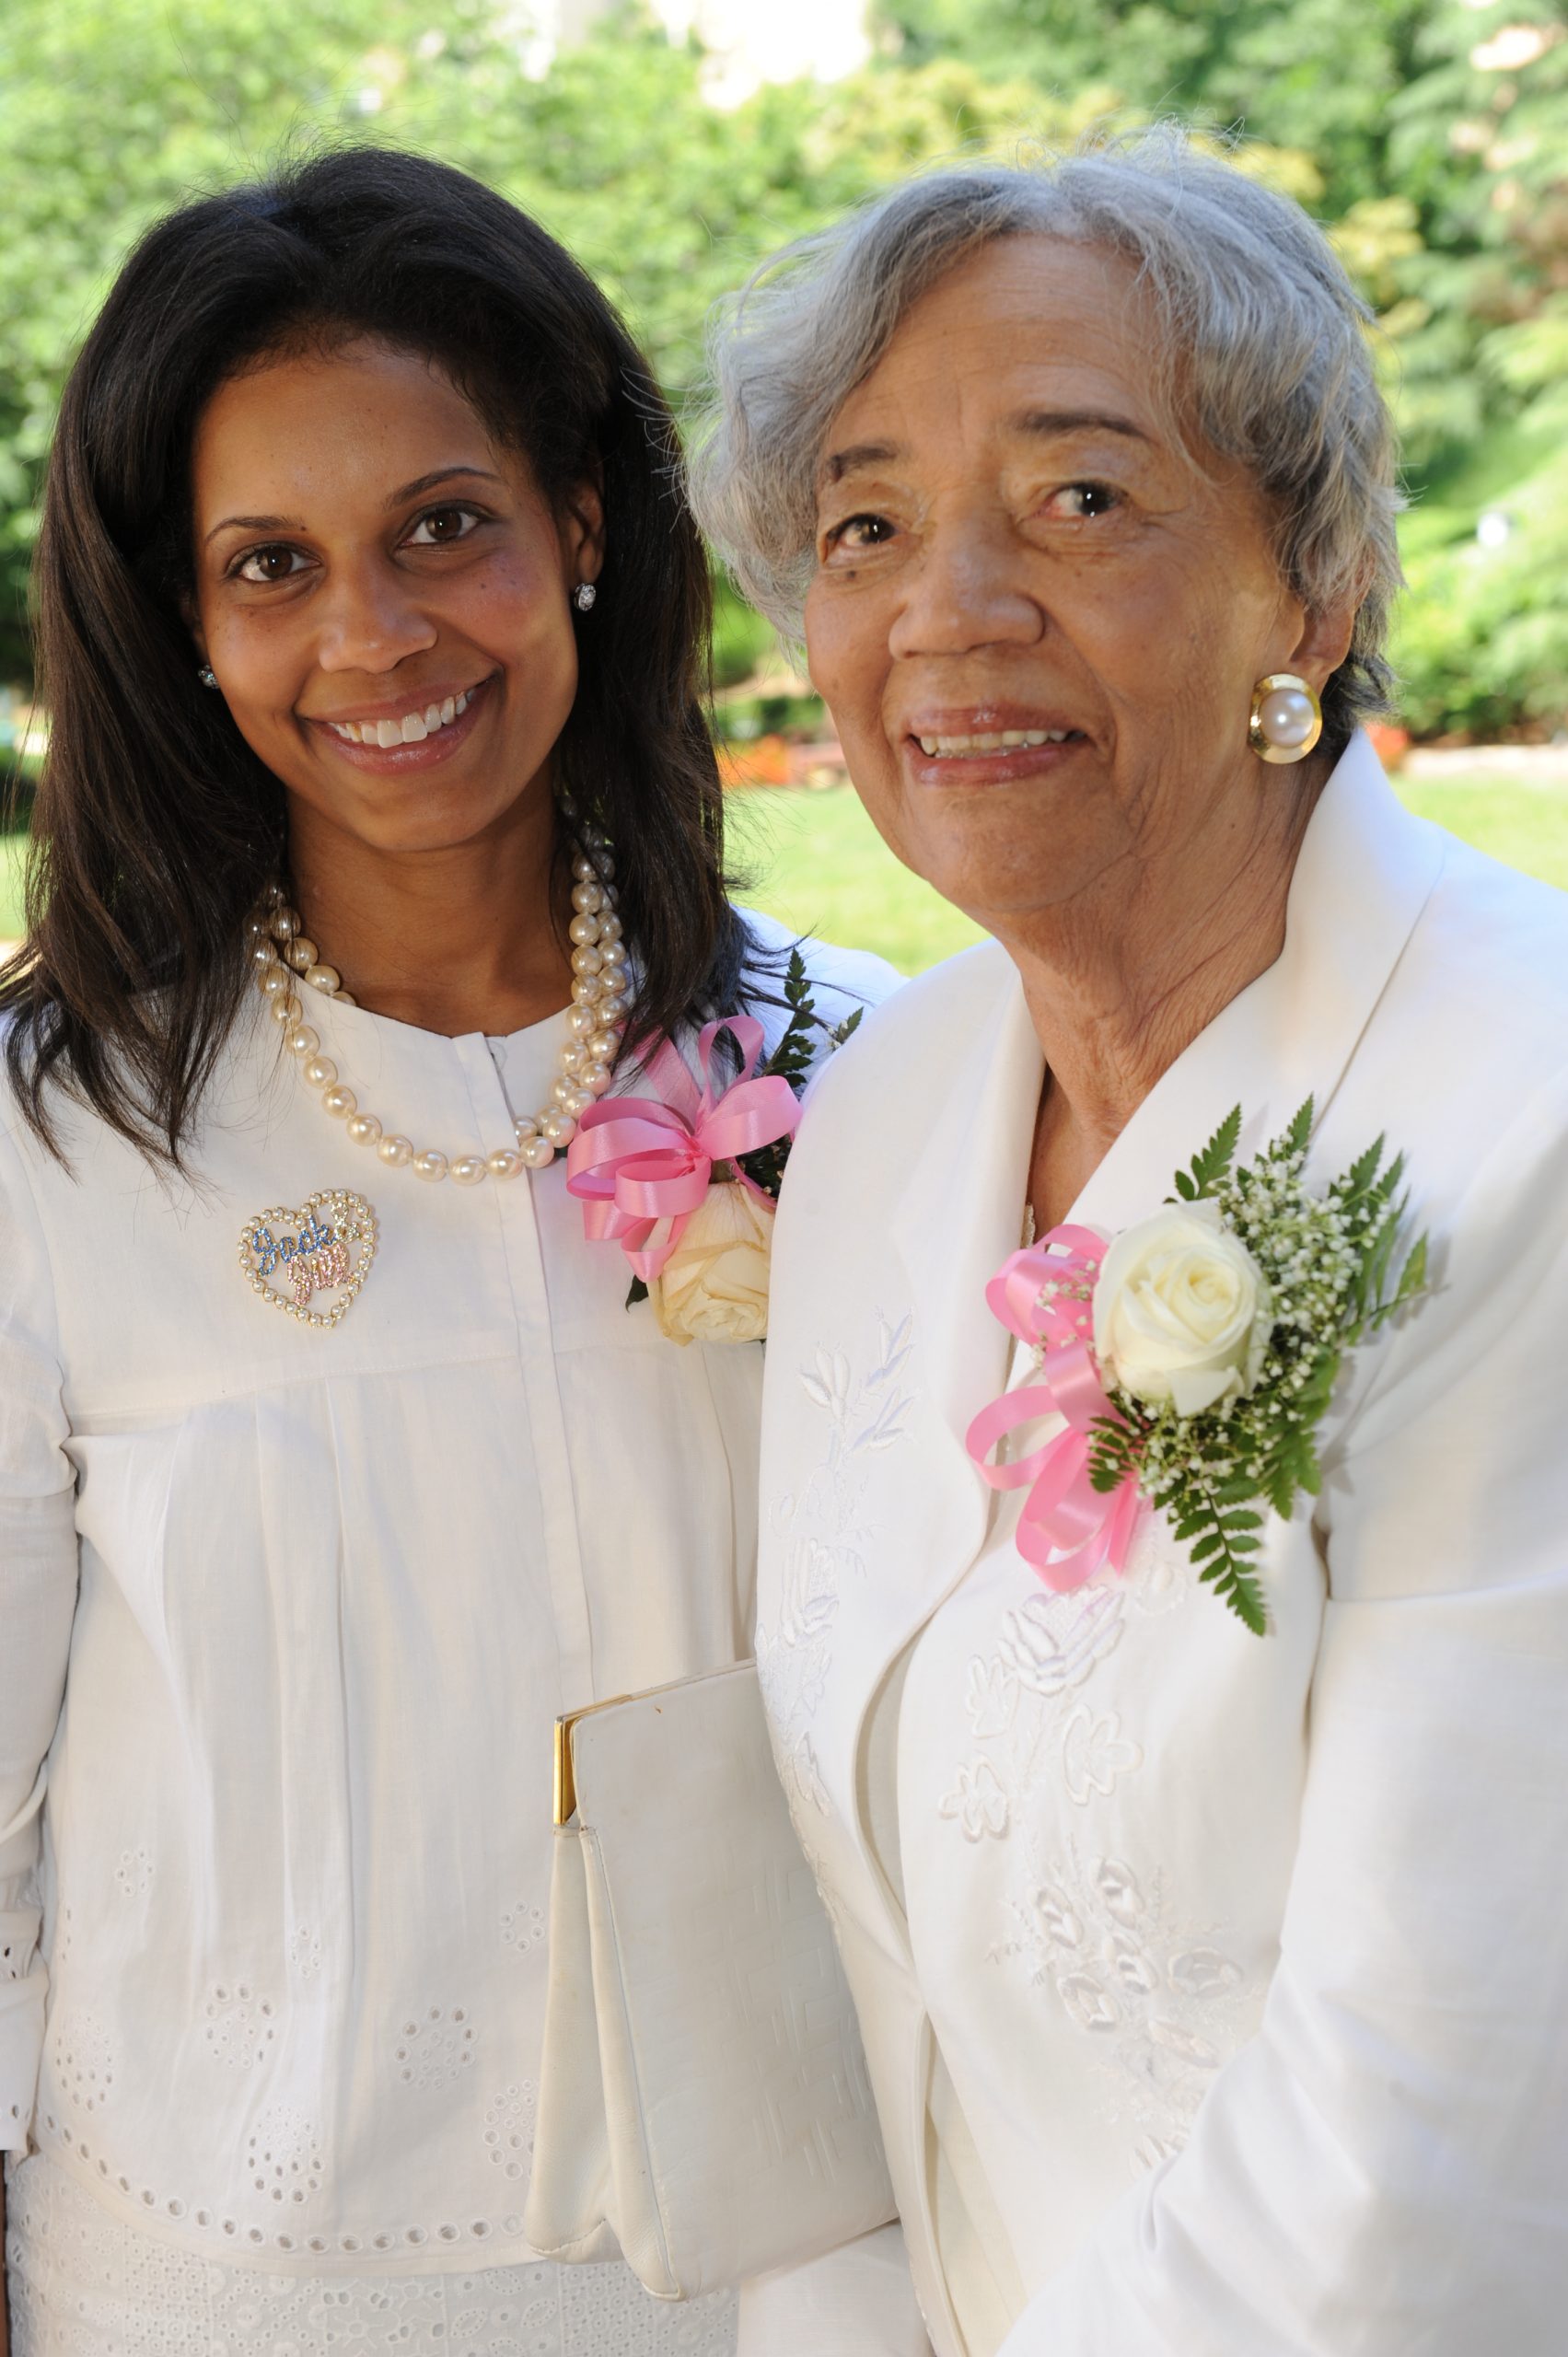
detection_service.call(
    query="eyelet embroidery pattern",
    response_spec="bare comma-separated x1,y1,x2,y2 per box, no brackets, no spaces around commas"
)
756,1313,915,1838
246,2103,325,2206
6,2154,741,2354
27,2103,525,2262
500,1899,546,1956
202,1982,278,2072
288,1923,323,1982
482,2081,538,2182
47,2012,118,2116
112,1846,152,1898
392,2004,477,2090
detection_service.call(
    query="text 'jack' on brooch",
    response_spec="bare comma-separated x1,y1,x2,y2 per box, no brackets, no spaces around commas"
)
238,1190,378,1329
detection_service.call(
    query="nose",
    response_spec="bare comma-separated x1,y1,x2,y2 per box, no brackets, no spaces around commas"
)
314,555,438,675
887,512,1045,662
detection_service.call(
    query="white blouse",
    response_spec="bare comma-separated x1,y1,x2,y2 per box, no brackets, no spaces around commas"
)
0,911,893,2319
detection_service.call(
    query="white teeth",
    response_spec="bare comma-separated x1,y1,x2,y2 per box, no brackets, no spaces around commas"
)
916,728,1072,756
326,686,478,746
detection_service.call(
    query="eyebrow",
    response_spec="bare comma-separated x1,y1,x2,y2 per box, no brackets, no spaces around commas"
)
819,408,1151,488
203,464,505,545
1009,408,1150,444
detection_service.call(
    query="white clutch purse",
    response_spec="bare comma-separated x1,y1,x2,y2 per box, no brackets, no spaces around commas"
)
523,1660,896,2300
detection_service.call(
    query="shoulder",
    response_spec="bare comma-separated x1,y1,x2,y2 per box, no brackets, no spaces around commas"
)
738,904,902,1012
1354,821,1568,1190
735,904,905,1072
1408,827,1568,1062
793,935,1018,1132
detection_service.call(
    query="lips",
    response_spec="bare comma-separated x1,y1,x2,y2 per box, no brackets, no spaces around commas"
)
305,675,492,746
900,703,1090,781
914,726,1078,755
301,673,496,772
325,687,474,748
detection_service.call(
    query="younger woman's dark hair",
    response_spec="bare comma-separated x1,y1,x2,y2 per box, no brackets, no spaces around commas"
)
2,145,749,1164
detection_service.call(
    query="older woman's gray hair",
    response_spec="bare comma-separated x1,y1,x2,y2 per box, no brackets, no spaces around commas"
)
691,129,1401,753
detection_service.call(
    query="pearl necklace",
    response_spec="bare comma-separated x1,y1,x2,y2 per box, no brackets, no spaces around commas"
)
247,838,628,1183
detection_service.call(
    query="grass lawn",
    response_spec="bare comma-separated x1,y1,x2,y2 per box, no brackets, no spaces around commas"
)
738,773,1568,970
6,772,1568,970
1,830,23,941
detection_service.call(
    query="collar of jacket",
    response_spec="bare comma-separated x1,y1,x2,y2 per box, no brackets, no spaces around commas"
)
889,731,1449,1480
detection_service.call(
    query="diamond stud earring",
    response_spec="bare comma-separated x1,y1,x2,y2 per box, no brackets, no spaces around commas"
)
198,665,218,689
1249,672,1322,764
573,583,598,613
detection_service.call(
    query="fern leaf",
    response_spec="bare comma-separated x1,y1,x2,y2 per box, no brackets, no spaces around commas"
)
1283,1097,1315,1157
1342,1134,1385,1199
1191,1105,1242,1194
1221,1562,1269,1635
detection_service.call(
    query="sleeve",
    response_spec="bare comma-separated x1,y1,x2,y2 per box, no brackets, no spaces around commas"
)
738,2221,935,2357
997,1074,1568,2356
0,1114,79,2153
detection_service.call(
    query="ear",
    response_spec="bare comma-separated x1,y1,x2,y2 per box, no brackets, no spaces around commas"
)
562,478,606,587
1286,595,1359,695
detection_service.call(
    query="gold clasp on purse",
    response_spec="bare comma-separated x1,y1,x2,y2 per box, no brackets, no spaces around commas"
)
552,1696,633,1826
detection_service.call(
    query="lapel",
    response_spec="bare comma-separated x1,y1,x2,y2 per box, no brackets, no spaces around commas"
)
1068,735,1448,1235
865,735,1445,1681
806,945,1039,1779
889,941,1044,1459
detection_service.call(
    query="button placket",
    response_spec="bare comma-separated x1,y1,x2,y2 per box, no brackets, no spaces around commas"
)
456,1035,595,1708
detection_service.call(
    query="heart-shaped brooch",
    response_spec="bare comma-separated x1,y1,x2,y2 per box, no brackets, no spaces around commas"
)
238,1190,377,1329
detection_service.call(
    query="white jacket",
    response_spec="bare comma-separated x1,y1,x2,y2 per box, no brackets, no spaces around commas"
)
753,737,1568,2355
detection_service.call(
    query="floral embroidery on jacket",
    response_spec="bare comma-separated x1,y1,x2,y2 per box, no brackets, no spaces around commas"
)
1001,1840,1255,2170
758,1313,916,1834
938,1759,1010,1841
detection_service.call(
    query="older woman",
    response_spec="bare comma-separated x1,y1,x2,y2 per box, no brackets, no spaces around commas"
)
694,136,1568,2355
0,148,891,2355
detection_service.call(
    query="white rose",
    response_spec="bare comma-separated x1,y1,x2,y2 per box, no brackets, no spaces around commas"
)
1092,1199,1272,1417
648,1181,775,1346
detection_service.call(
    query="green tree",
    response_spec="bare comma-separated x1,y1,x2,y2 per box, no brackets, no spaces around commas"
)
2,0,1565,732
873,0,1433,213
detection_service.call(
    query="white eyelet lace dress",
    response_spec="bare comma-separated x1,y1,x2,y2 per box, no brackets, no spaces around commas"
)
6,2152,738,2356
0,917,897,2355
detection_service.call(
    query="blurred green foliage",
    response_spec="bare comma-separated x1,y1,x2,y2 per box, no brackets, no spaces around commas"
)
0,0,1564,732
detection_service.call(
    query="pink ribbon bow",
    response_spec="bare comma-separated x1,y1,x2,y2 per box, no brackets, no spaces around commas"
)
965,1224,1145,1592
565,1016,800,1282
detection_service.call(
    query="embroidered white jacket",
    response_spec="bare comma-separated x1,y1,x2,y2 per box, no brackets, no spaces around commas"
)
751,738,1568,2356
0,912,893,2299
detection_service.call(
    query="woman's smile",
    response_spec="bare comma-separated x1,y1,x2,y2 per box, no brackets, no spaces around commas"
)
901,700,1091,787
303,671,497,772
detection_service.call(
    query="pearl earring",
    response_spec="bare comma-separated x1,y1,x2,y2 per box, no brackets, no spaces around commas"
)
573,582,597,613
1249,673,1321,764
198,665,218,689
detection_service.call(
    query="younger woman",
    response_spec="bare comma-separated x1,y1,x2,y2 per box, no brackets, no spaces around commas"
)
0,146,889,2354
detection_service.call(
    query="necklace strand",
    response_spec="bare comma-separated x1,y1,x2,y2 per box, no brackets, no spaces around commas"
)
247,831,628,1183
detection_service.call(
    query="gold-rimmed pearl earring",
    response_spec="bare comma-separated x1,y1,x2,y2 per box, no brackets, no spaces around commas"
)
1249,673,1322,763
